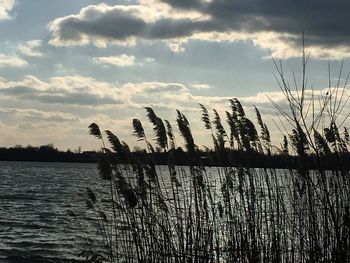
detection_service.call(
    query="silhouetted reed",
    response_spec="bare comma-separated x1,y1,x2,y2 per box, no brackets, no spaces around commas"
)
77,46,350,263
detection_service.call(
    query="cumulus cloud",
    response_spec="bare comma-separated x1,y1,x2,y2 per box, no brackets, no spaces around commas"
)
93,53,156,67
0,73,227,113
0,75,124,106
48,1,350,59
94,54,136,67
0,108,78,123
0,76,189,108
0,72,328,115
0,53,28,67
48,3,212,49
2,74,347,150
18,40,44,57
0,0,14,20
0,73,344,127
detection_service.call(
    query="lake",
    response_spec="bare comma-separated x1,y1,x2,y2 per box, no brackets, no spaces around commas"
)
0,161,101,262
0,161,306,262
1,161,347,262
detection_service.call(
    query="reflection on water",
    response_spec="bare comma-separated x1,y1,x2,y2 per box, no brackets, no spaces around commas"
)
0,162,294,262
0,161,334,262
0,161,101,262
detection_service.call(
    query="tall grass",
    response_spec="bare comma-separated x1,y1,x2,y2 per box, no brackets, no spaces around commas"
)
76,49,350,262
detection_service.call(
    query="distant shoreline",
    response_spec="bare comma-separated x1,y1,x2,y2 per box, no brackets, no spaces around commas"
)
2,145,350,170
0,145,97,163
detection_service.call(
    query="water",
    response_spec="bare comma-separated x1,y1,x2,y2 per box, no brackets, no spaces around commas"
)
0,161,100,262
0,161,343,262
0,162,222,262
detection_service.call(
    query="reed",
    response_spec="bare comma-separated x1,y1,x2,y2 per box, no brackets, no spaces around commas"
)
77,46,350,263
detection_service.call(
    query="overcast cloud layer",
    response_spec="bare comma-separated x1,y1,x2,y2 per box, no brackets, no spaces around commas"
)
0,0,350,150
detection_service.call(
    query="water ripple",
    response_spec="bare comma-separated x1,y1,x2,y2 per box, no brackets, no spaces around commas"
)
0,161,100,262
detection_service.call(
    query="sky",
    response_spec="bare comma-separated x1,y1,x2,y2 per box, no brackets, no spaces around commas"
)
0,0,350,151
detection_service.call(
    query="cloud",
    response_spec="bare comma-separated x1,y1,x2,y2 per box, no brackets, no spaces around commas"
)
48,3,212,48
167,41,186,53
0,75,124,106
18,40,44,57
0,76,187,108
48,1,350,59
0,107,87,149
190,83,210,90
1,73,344,130
93,54,155,67
0,74,214,112
124,81,186,95
0,53,28,67
2,73,347,150
93,54,136,67
0,0,14,20
0,107,79,123
0,73,323,120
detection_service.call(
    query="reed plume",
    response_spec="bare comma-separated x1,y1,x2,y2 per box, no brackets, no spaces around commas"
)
145,107,168,151
176,110,195,153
